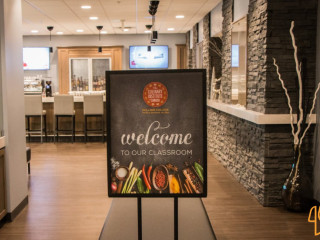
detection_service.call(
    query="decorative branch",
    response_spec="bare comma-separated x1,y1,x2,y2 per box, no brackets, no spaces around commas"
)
299,82,320,147
290,21,304,147
209,39,222,57
273,58,296,144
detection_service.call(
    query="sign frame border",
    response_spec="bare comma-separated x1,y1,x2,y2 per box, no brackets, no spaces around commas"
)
106,69,207,198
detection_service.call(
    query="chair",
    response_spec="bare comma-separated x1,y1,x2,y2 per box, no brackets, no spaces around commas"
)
83,95,104,142
54,95,75,143
25,95,47,143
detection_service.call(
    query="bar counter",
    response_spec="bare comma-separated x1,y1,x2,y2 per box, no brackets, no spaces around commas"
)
27,96,107,140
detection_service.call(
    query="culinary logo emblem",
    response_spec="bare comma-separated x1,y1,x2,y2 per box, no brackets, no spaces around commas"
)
143,82,168,107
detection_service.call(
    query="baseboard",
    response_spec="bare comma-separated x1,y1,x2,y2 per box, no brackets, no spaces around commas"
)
5,196,28,222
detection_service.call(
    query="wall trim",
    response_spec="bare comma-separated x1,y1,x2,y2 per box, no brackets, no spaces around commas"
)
207,100,317,125
5,196,28,222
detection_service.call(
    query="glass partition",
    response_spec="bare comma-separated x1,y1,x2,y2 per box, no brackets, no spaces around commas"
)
231,16,247,106
92,59,110,91
70,58,111,92
70,59,89,91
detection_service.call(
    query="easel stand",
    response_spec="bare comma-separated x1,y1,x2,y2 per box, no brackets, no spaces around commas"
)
99,198,216,240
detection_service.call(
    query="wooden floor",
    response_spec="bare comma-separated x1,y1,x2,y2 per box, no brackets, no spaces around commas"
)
0,143,317,239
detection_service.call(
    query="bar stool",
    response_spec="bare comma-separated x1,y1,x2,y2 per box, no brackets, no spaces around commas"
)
25,95,47,143
54,95,75,143
83,95,104,142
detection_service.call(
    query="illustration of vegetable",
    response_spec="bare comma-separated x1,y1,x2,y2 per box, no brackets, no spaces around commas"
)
111,178,117,193
147,165,152,187
137,177,145,193
194,162,204,183
142,164,152,190
169,175,180,194
121,167,136,193
127,169,142,193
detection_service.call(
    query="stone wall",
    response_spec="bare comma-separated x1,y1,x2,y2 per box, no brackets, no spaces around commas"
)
207,108,266,204
265,0,318,114
192,24,198,69
220,0,232,103
187,0,317,206
186,31,193,69
247,0,268,113
202,14,212,97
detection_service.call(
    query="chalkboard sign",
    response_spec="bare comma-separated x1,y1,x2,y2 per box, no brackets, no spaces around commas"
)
107,70,207,198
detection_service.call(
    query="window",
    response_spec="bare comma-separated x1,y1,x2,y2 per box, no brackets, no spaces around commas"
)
231,16,247,106
70,58,111,92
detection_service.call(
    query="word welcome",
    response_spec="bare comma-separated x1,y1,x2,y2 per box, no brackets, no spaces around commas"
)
121,121,192,146
308,206,320,236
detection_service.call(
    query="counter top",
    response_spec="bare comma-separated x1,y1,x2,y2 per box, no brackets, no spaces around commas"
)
0,136,5,149
42,96,106,103
207,100,317,125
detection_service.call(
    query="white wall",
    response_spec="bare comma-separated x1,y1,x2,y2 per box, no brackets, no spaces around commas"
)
23,34,186,92
0,0,28,212
314,0,320,202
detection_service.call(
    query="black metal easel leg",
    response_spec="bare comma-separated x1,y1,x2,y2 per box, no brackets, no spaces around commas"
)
138,197,142,240
174,197,178,240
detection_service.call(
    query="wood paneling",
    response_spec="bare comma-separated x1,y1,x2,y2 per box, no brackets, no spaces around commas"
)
176,44,187,69
58,46,123,94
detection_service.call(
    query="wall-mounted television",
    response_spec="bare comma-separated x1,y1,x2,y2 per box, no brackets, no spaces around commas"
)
23,47,50,70
129,45,169,69
231,44,239,67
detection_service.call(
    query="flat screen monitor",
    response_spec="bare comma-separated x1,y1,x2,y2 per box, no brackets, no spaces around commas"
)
23,47,50,70
231,44,239,67
129,45,169,69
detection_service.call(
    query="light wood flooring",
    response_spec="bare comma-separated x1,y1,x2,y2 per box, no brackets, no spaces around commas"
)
0,143,317,239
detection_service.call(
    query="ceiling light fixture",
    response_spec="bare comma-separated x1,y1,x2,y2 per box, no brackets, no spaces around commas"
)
168,28,175,31
47,26,54,40
81,5,91,9
76,29,84,32
31,30,39,33
89,16,98,20
176,15,184,19
57,32,63,35
123,28,129,32
101,31,107,34
96,26,103,40
144,30,151,33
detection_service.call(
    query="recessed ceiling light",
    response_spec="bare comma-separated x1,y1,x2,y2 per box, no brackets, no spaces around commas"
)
144,30,151,33
101,31,107,34
123,28,129,32
81,5,91,9
31,30,38,33
76,29,84,32
57,32,63,35
89,16,98,20
167,28,175,31
176,15,184,19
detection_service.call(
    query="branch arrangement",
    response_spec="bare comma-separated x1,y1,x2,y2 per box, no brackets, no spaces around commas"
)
273,21,320,149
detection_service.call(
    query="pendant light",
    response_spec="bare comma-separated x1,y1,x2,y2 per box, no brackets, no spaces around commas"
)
96,26,103,52
47,26,54,52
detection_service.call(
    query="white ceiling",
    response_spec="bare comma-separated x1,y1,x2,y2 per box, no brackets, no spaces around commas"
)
22,0,221,36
